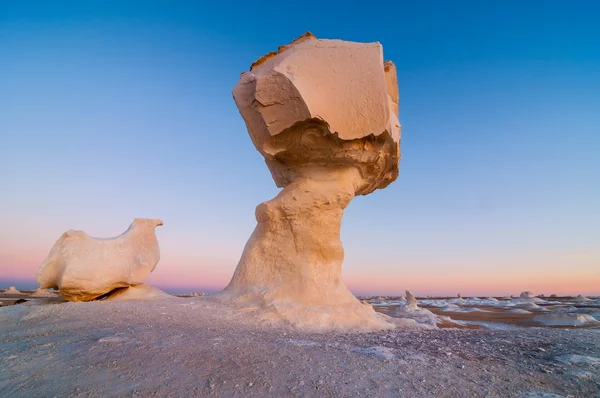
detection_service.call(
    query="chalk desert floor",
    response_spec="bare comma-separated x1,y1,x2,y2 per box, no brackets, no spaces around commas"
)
1,296,600,398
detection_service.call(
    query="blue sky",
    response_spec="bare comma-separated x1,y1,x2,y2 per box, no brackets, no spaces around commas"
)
1,1,599,295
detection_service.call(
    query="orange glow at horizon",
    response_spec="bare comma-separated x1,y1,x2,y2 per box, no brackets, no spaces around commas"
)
2,237,598,296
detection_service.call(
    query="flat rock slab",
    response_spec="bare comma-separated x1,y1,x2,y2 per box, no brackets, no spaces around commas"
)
1,300,600,397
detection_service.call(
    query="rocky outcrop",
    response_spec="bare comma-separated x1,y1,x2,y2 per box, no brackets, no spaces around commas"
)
405,290,418,310
37,218,163,302
4,286,21,294
573,294,593,302
219,33,401,331
532,313,600,327
389,290,442,326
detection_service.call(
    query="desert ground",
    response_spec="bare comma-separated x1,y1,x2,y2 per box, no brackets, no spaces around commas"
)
1,289,599,397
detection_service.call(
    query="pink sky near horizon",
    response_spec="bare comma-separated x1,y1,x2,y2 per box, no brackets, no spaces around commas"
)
2,224,598,297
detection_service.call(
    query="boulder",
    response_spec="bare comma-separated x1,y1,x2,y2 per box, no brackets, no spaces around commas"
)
37,218,163,302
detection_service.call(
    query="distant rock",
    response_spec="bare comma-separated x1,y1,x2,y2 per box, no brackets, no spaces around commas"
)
30,288,58,298
572,294,593,302
5,286,21,294
512,292,545,305
389,290,444,326
533,313,600,327
405,290,418,309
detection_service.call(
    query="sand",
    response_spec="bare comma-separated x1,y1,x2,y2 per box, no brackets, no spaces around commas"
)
2,297,600,397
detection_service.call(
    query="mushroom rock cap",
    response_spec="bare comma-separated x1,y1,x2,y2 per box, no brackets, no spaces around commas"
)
233,32,401,195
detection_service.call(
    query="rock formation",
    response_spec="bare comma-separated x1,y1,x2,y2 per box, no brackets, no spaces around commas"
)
532,313,600,327
37,218,163,302
390,290,441,326
4,286,21,294
405,290,418,310
219,32,401,331
573,294,593,302
30,288,58,298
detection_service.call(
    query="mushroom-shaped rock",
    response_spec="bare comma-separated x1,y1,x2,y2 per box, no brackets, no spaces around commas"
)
218,33,401,331
37,218,163,302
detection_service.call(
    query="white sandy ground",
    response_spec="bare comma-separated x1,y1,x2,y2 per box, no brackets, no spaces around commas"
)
2,297,600,397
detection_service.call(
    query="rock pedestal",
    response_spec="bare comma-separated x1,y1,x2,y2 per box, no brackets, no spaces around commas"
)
219,33,401,331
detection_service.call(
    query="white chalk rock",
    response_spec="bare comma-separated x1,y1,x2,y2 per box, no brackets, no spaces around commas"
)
405,290,418,311
218,33,401,331
532,313,600,327
512,291,545,304
388,290,444,326
37,218,163,302
4,286,21,294
233,32,400,195
572,294,593,302
103,284,174,301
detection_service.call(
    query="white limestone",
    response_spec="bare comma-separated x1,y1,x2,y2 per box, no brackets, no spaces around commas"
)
388,290,444,326
30,288,58,298
37,218,163,302
533,313,600,327
4,286,21,294
572,294,593,302
218,33,401,331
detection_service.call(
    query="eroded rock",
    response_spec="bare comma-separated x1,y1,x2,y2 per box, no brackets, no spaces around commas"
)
30,288,58,298
218,33,401,331
37,218,163,302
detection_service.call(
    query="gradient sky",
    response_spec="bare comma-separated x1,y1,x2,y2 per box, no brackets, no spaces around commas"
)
1,1,599,296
